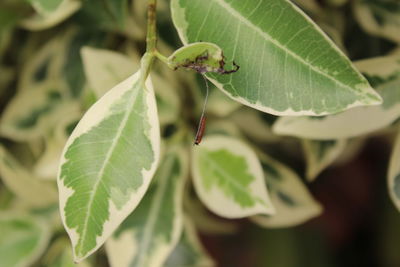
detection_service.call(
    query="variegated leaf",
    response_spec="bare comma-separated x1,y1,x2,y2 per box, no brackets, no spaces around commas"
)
184,194,239,235
191,135,274,218
165,218,215,267
252,153,322,228
27,0,64,15
21,0,81,31
43,238,91,267
273,55,400,139
0,81,72,141
34,103,81,180
57,71,160,261
0,145,58,208
81,47,179,125
106,147,187,267
0,212,51,267
81,47,140,99
302,139,347,181
171,0,381,116
388,129,400,212
353,0,400,43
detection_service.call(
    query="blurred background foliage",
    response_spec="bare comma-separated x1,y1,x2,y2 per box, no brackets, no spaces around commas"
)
0,0,400,266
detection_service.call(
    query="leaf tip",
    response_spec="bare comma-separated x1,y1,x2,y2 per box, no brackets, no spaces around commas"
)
357,84,383,106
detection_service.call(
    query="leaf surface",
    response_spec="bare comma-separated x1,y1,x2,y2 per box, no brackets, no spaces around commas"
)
57,71,160,262
21,0,81,31
0,213,51,267
106,148,187,267
273,55,400,139
388,130,400,212
165,218,215,267
171,0,381,116
302,139,347,181
191,135,274,218
252,153,322,228
353,0,400,43
0,146,58,207
0,81,72,141
27,0,64,15
81,47,140,98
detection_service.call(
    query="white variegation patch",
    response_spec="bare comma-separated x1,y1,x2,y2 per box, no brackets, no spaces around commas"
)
191,135,274,218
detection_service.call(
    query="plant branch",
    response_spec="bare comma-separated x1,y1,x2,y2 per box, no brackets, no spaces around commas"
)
146,0,157,53
140,0,158,83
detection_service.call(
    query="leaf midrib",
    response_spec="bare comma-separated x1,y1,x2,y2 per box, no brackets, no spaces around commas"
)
78,80,142,257
209,0,363,94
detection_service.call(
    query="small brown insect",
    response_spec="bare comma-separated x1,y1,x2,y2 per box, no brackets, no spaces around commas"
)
194,115,207,145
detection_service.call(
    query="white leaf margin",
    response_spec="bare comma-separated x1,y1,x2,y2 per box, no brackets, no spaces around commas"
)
105,147,188,267
191,135,275,219
388,129,400,212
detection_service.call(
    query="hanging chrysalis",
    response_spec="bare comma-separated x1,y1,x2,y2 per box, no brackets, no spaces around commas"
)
194,75,209,145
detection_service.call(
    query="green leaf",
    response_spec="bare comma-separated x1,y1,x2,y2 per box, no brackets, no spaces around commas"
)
184,193,239,235
388,130,400,212
208,88,241,117
106,147,187,267
0,212,51,267
57,71,160,262
273,55,400,139
191,135,274,218
81,47,140,99
34,104,82,180
252,153,322,228
0,81,73,141
78,0,130,32
165,218,215,267
27,0,64,15
231,109,281,144
302,139,347,181
171,0,381,116
21,0,81,31
82,47,180,125
0,145,58,208
43,238,91,267
353,0,400,43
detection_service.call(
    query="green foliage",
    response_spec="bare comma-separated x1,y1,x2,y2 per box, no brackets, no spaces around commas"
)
0,0,399,266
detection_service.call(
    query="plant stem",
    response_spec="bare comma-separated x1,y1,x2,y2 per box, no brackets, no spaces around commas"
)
140,0,158,83
146,0,157,53
155,50,170,66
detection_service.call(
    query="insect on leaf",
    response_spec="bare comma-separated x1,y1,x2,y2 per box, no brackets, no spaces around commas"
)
171,0,382,116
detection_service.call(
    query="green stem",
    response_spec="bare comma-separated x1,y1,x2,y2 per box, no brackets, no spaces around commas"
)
140,0,158,83
146,0,157,53
155,50,170,66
